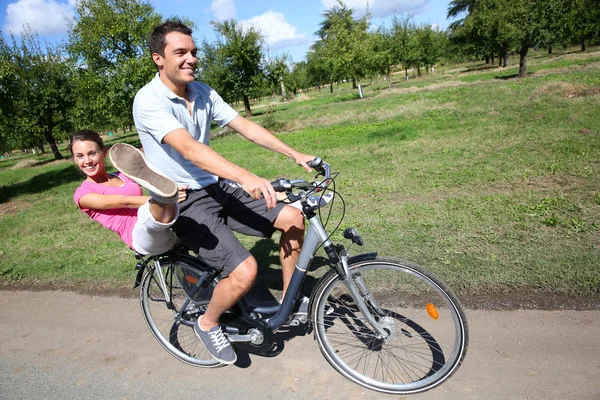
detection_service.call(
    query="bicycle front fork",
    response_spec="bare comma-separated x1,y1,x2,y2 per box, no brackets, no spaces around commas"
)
337,249,389,339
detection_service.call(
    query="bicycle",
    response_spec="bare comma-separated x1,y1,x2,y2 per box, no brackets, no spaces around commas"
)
133,158,469,395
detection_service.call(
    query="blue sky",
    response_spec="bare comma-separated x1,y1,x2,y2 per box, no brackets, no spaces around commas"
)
0,0,457,62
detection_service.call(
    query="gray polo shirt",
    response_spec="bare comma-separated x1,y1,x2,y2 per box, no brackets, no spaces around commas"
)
133,73,238,189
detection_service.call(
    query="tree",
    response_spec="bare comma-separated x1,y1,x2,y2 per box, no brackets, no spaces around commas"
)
448,0,568,77
508,0,555,78
306,40,337,92
391,15,418,80
0,27,75,159
265,54,290,100
368,27,396,88
567,0,600,51
67,0,161,132
0,31,20,154
288,61,310,95
201,20,265,117
316,0,372,89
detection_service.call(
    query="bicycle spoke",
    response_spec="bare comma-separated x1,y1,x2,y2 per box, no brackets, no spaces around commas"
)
140,260,221,367
312,259,467,394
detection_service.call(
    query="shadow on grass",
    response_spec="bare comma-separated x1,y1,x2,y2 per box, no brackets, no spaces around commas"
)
0,162,82,204
462,64,501,73
367,124,418,141
494,73,521,80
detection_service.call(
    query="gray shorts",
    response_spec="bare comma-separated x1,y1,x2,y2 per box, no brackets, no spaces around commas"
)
172,181,285,278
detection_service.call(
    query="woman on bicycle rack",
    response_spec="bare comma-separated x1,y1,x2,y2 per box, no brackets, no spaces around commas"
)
71,130,187,256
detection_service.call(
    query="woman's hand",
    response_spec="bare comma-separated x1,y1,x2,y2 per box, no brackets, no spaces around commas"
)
177,185,189,203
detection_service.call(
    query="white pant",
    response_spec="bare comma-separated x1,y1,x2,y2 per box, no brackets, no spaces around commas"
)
131,201,179,255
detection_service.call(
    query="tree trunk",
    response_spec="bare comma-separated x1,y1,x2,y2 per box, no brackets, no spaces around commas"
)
243,94,252,117
425,65,429,74
491,55,495,65
330,82,333,93
502,46,510,67
352,77,357,89
518,46,528,78
485,55,490,64
499,56,503,66
548,47,553,54
405,68,409,80
38,139,45,154
581,38,586,52
44,129,63,160
386,73,392,89
417,67,421,77
280,78,286,101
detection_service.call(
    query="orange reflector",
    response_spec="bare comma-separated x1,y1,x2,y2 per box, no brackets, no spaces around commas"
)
185,275,198,284
426,303,439,320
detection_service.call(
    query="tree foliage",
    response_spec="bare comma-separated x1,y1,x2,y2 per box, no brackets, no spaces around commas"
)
448,0,599,76
200,20,265,116
265,54,290,100
0,27,75,159
315,0,371,88
68,0,161,131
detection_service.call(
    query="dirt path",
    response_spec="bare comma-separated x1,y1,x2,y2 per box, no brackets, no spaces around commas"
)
1,290,598,399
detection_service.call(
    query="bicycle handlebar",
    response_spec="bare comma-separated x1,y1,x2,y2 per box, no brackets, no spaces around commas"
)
307,157,330,178
271,157,330,193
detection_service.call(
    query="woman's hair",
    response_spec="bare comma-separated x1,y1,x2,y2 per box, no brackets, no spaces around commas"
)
69,130,104,154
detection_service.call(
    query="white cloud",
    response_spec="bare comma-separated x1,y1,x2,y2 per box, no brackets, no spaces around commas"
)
211,0,236,22
240,11,308,51
3,0,75,35
321,0,428,19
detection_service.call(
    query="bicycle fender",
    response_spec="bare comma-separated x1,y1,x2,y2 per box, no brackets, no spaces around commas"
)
134,264,145,288
347,252,378,265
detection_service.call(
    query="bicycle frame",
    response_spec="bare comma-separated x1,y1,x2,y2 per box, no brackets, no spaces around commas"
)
136,159,469,393
144,170,389,340
147,211,388,341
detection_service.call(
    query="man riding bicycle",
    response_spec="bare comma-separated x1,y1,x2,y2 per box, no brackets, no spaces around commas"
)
133,19,314,364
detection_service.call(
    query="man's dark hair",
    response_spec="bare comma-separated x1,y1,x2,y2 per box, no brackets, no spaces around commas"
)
149,19,193,57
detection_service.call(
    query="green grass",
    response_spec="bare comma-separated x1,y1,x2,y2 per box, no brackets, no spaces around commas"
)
1,49,599,301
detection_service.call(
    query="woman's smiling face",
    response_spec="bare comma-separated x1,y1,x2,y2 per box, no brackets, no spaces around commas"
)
72,139,107,179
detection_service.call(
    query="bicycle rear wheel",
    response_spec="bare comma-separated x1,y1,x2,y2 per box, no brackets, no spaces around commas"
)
139,256,222,367
311,257,468,394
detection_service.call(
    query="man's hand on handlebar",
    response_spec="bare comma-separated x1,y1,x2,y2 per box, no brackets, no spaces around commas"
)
294,153,316,173
241,174,278,209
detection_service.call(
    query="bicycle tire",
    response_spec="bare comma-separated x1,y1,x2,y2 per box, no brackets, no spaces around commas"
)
311,257,468,394
139,256,223,367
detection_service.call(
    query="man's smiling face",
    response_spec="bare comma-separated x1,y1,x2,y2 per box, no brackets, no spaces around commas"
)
153,31,198,93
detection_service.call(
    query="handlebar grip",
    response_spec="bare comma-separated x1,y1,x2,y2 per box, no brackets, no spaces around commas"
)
308,157,327,175
271,178,286,192
307,157,322,169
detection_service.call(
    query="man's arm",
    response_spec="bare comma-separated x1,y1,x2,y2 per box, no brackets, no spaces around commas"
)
226,115,314,172
163,128,279,208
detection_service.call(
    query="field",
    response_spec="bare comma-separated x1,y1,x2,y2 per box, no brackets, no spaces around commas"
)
1,48,599,307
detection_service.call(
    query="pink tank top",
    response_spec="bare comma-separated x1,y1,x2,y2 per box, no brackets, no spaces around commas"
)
73,172,142,249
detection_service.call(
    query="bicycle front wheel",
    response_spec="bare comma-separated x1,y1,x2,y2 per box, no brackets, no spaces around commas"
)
311,257,468,394
139,256,222,367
